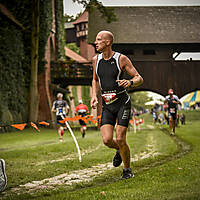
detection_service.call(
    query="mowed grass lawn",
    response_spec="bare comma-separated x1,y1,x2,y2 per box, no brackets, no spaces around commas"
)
0,110,200,200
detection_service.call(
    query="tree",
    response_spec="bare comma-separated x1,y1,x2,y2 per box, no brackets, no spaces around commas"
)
64,12,82,22
130,91,153,110
29,0,116,122
29,0,40,122
73,0,117,23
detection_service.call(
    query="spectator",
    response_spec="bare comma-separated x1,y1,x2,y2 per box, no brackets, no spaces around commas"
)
180,113,186,125
158,112,164,124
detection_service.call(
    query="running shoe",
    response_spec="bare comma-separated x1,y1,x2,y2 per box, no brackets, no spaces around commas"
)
113,150,122,167
0,159,7,192
121,168,134,179
170,131,175,136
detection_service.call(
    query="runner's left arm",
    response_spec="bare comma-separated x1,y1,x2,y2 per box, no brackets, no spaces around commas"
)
116,54,143,88
173,96,182,105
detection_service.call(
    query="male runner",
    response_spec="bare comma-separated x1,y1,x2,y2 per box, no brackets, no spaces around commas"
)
165,88,181,135
0,159,7,192
52,93,69,142
91,30,143,179
75,99,89,138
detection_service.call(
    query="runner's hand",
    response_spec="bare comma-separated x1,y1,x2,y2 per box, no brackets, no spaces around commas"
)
116,79,131,88
91,97,98,109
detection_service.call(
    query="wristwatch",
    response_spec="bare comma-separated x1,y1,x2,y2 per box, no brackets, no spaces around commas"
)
129,80,134,86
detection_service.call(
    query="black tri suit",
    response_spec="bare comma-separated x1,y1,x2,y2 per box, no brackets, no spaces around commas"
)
96,52,131,127
165,95,180,120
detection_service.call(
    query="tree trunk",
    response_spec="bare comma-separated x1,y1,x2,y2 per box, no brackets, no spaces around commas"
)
29,0,40,122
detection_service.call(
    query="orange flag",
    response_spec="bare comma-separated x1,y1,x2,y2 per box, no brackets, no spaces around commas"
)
39,121,50,126
11,123,27,131
31,122,40,132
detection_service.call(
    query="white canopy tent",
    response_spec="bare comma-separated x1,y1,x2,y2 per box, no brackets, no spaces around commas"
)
145,100,164,106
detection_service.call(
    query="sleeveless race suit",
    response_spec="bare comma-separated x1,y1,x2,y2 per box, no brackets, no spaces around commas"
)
96,52,131,127
75,104,89,126
52,100,68,124
165,95,180,120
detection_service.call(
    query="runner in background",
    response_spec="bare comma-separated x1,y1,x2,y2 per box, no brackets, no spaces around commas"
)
52,93,69,142
75,100,89,138
165,88,181,135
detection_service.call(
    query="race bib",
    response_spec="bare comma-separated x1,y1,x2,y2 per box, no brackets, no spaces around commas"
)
102,93,118,104
169,108,175,113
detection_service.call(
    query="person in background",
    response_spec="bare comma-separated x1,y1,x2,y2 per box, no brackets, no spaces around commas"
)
180,113,186,125
91,30,143,179
151,108,157,124
75,100,89,138
176,112,179,126
52,93,69,142
158,112,164,124
0,159,7,192
165,88,181,135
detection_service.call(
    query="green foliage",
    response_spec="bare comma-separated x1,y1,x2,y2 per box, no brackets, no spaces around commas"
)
74,0,117,23
0,9,28,124
130,91,152,110
0,0,54,128
38,0,52,73
81,85,91,109
72,86,78,106
55,0,66,60
64,12,82,22
66,43,80,54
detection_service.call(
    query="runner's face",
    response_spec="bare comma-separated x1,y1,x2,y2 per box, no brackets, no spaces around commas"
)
95,33,107,52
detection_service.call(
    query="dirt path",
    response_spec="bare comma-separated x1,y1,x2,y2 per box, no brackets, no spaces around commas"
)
11,148,159,194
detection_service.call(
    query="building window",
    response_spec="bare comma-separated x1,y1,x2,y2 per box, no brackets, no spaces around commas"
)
143,49,156,55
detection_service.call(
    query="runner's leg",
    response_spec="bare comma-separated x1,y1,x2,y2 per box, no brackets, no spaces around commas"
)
100,124,119,150
116,125,130,168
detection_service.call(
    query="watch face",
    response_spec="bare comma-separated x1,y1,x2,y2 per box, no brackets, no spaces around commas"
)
130,80,134,86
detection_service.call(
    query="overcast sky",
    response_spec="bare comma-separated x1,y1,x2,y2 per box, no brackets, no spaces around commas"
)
64,0,200,16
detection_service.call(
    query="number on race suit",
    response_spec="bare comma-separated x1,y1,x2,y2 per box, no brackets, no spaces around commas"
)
102,93,118,104
170,108,176,113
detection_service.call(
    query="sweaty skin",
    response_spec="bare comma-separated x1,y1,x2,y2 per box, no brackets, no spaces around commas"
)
91,30,143,170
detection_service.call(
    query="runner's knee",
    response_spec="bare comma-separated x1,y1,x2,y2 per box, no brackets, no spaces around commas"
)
116,137,126,147
102,137,113,147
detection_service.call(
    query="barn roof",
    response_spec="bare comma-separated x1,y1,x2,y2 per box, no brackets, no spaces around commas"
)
73,10,88,25
88,6,200,44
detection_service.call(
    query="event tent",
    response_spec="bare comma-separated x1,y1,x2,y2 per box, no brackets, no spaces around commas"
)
183,90,200,107
145,100,164,106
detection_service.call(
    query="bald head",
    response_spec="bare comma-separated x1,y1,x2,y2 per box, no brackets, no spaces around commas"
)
97,30,114,44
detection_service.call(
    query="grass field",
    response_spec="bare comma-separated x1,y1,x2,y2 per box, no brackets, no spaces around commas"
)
0,110,200,200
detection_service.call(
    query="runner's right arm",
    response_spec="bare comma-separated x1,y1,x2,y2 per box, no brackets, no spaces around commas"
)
51,101,56,112
91,56,99,109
